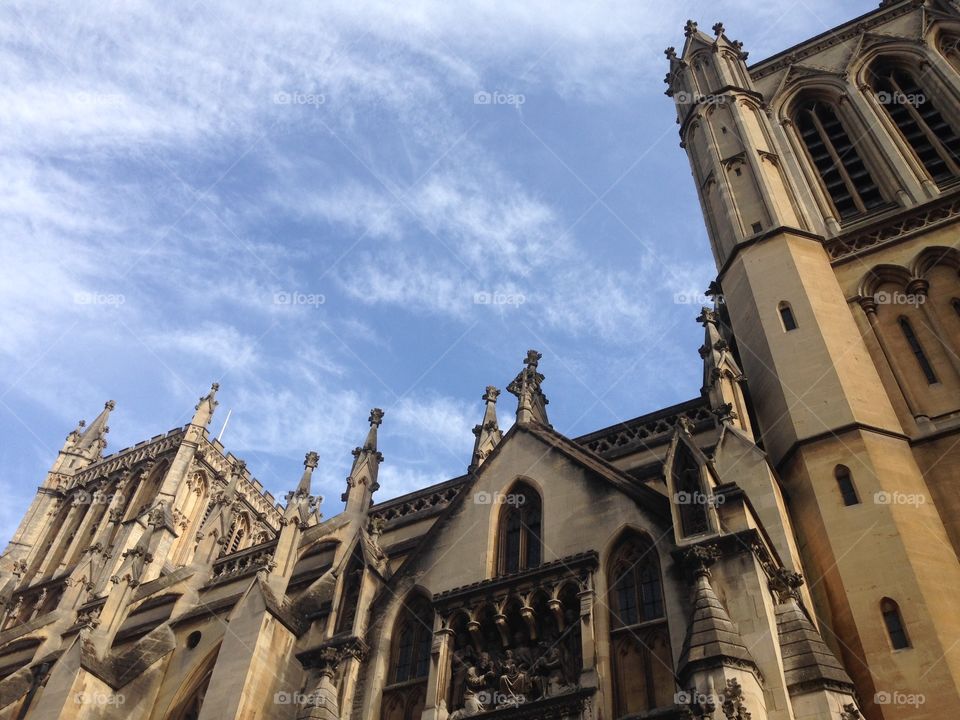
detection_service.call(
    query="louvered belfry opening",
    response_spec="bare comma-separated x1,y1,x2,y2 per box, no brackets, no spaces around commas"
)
873,63,960,185
795,99,886,220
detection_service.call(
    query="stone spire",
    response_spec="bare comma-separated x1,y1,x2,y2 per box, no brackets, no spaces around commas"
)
341,409,384,514
285,451,321,526
271,452,322,596
697,305,751,435
506,350,550,427
678,546,759,682
190,382,219,430
469,386,503,472
72,400,115,461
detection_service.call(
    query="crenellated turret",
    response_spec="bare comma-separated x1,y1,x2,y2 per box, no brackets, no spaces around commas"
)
666,20,812,267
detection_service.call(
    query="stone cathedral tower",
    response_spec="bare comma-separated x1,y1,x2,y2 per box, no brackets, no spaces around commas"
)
665,3,960,719
0,3,957,720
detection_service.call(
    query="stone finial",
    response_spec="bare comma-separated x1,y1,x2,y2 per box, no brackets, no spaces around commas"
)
712,22,725,37
304,451,319,470
369,408,384,427
697,307,719,327
684,20,698,37
507,350,550,427
191,382,220,429
665,46,677,60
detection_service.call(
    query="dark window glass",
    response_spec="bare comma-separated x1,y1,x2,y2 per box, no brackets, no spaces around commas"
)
898,316,938,384
835,466,859,506
882,599,910,649
873,64,960,184
497,484,543,575
780,303,798,331
796,100,885,219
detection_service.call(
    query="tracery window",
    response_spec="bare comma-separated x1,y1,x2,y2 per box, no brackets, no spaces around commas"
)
381,595,434,720
872,63,960,185
795,99,885,220
608,534,674,716
497,483,542,575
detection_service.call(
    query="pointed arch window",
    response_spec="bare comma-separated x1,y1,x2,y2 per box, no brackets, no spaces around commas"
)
382,595,433,720
795,99,885,220
778,301,798,331
872,63,960,185
835,465,859,506
881,598,910,650
898,316,938,384
608,534,674,715
496,483,542,575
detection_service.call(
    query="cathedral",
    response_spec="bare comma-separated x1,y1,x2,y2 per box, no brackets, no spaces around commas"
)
2,1,960,718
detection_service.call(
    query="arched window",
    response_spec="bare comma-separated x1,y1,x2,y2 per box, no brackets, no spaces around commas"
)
835,465,859,506
778,301,798,331
795,99,885,220
898,316,939,384
939,34,960,74
674,444,709,537
497,483,542,575
607,534,674,715
872,63,960,185
382,595,433,720
881,598,910,650
125,461,168,522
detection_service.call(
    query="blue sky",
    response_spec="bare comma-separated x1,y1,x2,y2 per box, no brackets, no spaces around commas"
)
0,0,873,541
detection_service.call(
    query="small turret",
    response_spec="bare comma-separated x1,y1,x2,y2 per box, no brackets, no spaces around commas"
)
469,386,503,472
341,409,384,514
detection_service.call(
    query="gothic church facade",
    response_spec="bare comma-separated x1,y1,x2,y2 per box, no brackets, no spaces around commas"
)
0,2,959,719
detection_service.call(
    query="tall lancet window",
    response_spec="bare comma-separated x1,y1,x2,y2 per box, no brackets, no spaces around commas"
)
795,99,885,220
496,482,542,575
873,63,960,185
382,594,434,720
674,443,709,537
608,533,674,716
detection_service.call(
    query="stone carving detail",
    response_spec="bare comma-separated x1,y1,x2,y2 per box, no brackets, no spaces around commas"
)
840,703,861,720
721,679,751,720
579,403,713,457
768,567,804,603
